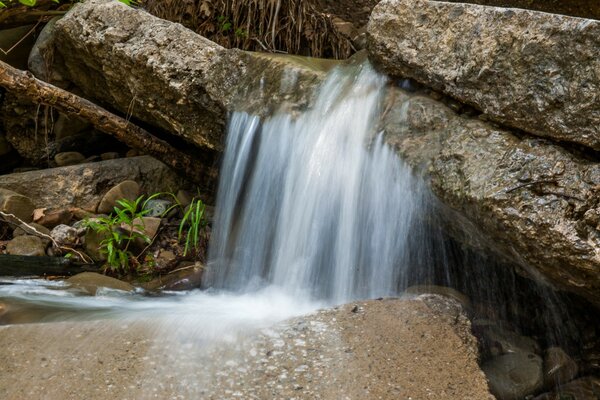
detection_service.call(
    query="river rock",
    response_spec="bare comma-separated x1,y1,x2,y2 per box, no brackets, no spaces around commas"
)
543,347,579,387
142,262,203,291
50,224,79,247
6,236,47,257
0,156,182,212
12,222,51,238
368,0,600,150
28,16,69,85
54,152,86,167
53,114,91,140
0,188,35,222
142,199,173,218
483,352,544,400
480,325,540,357
52,0,327,152
67,272,134,295
83,228,109,262
97,181,140,214
100,152,119,160
382,87,600,308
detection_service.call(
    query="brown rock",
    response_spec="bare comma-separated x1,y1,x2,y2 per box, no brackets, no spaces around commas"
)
368,0,600,150
6,236,47,257
0,188,35,222
12,222,51,238
67,272,134,295
54,152,86,167
543,347,579,388
97,180,140,214
534,376,600,400
35,209,73,229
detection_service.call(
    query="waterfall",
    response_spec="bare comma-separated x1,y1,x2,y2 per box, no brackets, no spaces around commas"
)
205,63,425,304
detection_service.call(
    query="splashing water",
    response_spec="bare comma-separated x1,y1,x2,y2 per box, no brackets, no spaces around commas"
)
204,64,424,304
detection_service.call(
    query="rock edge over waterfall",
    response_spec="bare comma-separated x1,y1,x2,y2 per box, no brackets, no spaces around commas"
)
368,0,600,150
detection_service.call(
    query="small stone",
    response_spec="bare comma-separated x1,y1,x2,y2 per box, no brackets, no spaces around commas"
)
155,249,177,269
100,152,120,160
543,347,578,388
35,209,73,229
176,190,194,208
6,235,46,257
0,188,35,222
97,180,140,214
143,199,173,218
67,272,134,295
84,228,109,262
13,222,50,238
126,149,143,158
50,224,79,246
54,152,86,167
142,262,204,291
53,114,91,140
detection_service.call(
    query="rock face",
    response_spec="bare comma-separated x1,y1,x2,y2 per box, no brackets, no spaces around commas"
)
0,297,492,399
0,156,184,212
368,0,600,150
53,0,327,153
382,87,600,307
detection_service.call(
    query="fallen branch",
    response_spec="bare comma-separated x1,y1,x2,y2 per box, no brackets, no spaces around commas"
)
0,59,210,184
0,210,92,264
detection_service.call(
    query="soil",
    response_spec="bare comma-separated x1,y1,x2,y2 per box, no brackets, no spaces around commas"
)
0,296,492,399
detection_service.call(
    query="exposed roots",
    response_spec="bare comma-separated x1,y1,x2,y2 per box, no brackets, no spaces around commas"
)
142,0,354,59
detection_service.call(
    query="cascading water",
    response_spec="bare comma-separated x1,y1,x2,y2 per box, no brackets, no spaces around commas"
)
204,63,423,304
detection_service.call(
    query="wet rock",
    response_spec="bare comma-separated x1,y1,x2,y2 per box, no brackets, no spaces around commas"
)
50,224,79,247
382,88,600,307
0,157,183,212
53,0,326,152
6,236,47,257
543,347,579,388
404,285,471,312
142,262,204,291
483,352,544,400
54,152,86,167
97,181,140,214
368,0,600,150
0,188,35,222
67,272,134,295
533,376,600,400
481,325,540,357
142,199,173,218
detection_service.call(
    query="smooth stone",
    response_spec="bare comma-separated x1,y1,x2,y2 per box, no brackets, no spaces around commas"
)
12,222,50,238
0,188,35,222
483,352,544,400
28,16,68,84
175,189,193,208
34,209,73,229
54,152,86,167
543,347,578,388
53,114,91,140
83,228,109,262
97,180,140,214
141,262,204,291
67,272,134,295
6,236,47,257
482,325,541,357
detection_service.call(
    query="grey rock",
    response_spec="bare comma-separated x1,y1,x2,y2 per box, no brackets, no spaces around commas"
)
54,152,86,167
368,0,600,150
142,199,173,218
141,262,204,291
13,222,51,238
28,17,68,85
50,224,79,247
481,325,540,358
6,236,47,257
0,188,35,222
0,156,184,212
53,114,91,140
543,347,579,388
53,0,327,152
67,272,133,295
381,88,600,307
482,352,544,400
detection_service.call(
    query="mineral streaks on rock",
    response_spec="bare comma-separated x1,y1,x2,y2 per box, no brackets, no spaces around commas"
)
368,0,600,150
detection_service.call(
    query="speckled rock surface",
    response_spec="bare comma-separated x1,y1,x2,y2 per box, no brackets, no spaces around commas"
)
381,87,600,307
53,0,327,153
0,156,184,212
368,0,600,150
0,297,491,399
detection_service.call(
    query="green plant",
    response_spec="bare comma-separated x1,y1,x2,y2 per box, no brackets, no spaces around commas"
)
84,195,153,273
217,15,232,32
178,198,206,256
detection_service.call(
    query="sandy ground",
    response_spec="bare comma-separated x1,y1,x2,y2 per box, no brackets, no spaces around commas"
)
0,296,492,400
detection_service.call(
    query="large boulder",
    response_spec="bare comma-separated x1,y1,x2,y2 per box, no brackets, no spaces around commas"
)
368,0,600,150
381,87,600,307
0,156,185,212
52,0,328,153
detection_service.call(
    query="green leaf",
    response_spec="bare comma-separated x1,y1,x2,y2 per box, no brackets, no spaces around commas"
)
19,0,37,6
0,2,7,8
